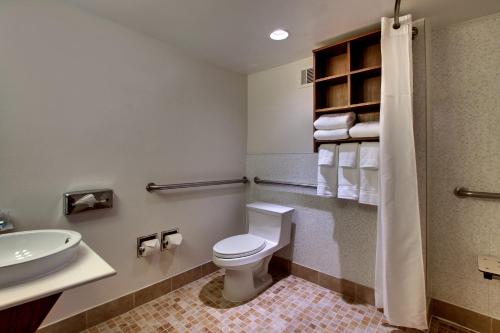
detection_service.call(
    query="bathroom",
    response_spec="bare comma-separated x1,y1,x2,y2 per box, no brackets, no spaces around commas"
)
0,0,499,332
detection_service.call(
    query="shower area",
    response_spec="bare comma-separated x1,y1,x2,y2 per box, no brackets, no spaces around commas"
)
248,9,500,329
246,16,430,326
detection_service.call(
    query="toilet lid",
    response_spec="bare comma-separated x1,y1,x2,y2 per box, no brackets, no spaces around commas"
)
213,234,266,259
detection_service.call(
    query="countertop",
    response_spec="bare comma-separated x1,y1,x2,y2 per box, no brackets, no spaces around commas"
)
0,241,116,310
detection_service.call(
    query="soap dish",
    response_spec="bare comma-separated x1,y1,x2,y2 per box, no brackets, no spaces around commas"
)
478,255,500,280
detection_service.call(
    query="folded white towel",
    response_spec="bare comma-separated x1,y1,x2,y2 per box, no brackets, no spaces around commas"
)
359,142,379,169
349,121,380,138
314,112,356,130
317,145,338,197
318,144,337,166
337,163,359,200
359,168,378,205
338,143,358,168
314,129,349,141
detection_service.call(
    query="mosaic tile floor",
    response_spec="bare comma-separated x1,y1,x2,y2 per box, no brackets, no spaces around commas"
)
82,270,471,333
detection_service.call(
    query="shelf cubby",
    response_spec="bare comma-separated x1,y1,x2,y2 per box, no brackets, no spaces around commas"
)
350,67,381,104
314,43,349,80
315,75,349,110
350,31,381,71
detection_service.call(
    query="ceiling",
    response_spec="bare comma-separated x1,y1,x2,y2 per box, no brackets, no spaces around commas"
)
69,0,500,73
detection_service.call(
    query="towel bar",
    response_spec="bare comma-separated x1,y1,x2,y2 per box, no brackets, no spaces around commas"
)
253,177,317,189
146,177,248,192
454,187,500,200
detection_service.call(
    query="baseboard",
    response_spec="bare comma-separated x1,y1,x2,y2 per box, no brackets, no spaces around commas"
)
430,298,499,333
37,261,219,333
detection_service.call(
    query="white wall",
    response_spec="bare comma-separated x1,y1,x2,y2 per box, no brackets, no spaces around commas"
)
0,0,247,324
247,57,313,154
429,12,500,319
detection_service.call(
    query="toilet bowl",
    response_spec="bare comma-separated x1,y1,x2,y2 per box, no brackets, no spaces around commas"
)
212,202,294,302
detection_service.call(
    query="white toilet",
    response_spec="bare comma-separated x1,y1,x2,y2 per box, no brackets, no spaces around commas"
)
212,202,294,302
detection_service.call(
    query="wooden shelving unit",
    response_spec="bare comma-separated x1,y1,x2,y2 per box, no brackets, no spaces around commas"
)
313,29,381,152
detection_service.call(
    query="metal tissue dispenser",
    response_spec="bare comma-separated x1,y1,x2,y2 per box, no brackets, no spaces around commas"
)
63,189,113,215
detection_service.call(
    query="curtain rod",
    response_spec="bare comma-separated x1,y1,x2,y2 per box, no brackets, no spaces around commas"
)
393,0,419,40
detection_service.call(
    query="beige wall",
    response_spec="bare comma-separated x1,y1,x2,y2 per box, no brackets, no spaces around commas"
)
0,0,247,324
247,57,313,154
246,155,378,287
429,12,500,319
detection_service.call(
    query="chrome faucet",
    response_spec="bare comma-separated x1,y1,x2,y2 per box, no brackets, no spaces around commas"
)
0,210,13,233
0,221,13,233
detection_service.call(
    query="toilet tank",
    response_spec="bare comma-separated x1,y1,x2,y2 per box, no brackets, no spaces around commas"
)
246,202,294,249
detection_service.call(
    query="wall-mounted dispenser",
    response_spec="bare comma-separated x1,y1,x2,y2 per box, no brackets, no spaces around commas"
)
63,189,113,215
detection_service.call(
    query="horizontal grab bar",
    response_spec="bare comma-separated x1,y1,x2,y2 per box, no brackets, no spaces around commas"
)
146,177,248,192
454,187,500,200
253,177,317,189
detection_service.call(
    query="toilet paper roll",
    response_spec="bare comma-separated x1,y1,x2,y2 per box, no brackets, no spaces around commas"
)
140,238,160,257
164,233,182,250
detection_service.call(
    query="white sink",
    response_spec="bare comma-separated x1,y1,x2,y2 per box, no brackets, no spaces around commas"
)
0,229,82,287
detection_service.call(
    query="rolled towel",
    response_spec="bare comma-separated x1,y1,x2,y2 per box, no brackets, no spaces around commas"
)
314,112,356,130
349,121,380,138
318,144,336,166
359,142,379,169
314,129,349,141
338,143,358,168
359,168,378,205
337,150,359,200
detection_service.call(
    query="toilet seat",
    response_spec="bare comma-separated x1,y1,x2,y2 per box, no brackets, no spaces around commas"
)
213,234,266,259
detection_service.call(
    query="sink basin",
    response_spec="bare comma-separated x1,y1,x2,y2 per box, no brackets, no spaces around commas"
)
0,229,82,287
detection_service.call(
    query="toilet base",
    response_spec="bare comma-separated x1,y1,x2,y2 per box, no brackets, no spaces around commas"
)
221,255,273,302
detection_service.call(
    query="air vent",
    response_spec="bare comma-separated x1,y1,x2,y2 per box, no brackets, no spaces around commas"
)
300,67,314,87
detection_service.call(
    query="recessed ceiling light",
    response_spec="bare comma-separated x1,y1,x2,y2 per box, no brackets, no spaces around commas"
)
270,29,289,41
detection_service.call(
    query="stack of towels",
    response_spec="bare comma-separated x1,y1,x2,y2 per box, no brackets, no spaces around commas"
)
314,112,380,140
317,142,379,205
313,112,355,141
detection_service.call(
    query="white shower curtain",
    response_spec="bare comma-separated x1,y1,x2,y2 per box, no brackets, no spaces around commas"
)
375,15,427,330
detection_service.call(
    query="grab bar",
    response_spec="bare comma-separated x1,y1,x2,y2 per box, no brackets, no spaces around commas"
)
253,177,317,189
146,177,248,192
454,187,500,200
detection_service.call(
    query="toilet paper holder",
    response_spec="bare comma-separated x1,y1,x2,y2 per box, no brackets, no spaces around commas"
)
161,228,180,251
137,233,159,257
